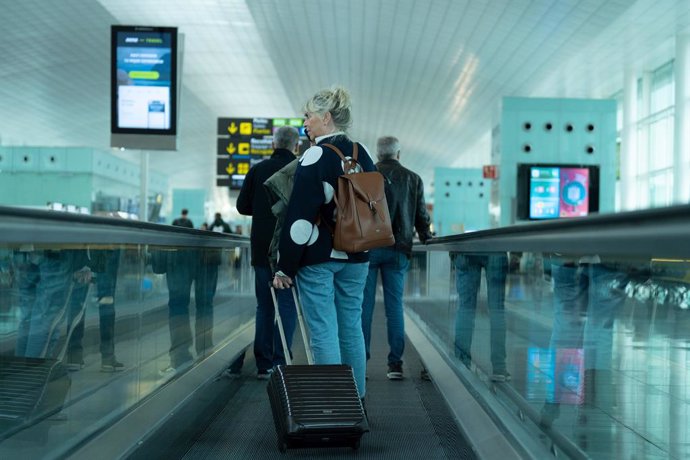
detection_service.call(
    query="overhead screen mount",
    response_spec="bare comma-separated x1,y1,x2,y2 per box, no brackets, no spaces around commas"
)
110,25,179,151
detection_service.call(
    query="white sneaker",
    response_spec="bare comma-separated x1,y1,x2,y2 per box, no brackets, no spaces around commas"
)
159,366,176,378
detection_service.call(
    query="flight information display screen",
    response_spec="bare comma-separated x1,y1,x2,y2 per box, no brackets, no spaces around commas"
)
111,26,177,135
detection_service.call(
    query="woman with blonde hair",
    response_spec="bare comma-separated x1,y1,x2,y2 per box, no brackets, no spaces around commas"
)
273,86,375,400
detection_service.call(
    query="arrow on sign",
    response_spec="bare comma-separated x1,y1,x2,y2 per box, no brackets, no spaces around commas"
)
226,143,237,154
226,164,236,174
227,122,238,134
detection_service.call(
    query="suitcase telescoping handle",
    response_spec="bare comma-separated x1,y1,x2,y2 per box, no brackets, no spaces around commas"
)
270,285,313,365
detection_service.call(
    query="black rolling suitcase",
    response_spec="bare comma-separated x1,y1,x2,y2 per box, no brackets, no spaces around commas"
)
266,286,368,452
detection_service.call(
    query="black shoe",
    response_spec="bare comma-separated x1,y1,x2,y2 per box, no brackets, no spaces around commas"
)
420,368,431,381
387,362,403,380
101,357,124,372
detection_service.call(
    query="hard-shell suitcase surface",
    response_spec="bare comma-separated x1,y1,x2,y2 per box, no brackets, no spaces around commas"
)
266,287,368,452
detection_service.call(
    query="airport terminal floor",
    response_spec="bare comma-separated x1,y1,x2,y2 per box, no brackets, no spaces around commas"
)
0,205,689,459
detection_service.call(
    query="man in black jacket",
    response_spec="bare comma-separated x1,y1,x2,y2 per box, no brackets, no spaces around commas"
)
361,136,433,380
226,126,300,379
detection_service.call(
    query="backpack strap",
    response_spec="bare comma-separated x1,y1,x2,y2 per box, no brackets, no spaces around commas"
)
323,143,359,173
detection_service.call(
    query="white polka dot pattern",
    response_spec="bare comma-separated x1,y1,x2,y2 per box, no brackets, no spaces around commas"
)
300,146,323,166
322,181,334,203
289,219,313,245
307,225,319,246
330,249,348,259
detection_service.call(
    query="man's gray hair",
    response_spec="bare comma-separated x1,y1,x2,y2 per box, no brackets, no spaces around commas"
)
377,136,400,160
273,125,300,150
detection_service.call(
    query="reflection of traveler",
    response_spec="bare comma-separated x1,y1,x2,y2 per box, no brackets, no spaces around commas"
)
66,249,124,372
272,86,373,400
226,126,299,379
453,252,510,382
14,249,92,359
160,221,220,375
361,136,432,380
540,255,627,426
208,212,231,233
172,208,193,228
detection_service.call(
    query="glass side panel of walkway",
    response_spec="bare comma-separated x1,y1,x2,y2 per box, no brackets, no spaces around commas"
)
1,204,689,459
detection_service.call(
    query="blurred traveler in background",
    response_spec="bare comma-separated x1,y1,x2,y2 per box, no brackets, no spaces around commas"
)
172,208,193,228
225,125,300,379
209,212,231,233
361,136,432,380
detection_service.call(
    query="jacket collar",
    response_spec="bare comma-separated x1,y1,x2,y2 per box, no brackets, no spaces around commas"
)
272,148,297,160
315,131,346,144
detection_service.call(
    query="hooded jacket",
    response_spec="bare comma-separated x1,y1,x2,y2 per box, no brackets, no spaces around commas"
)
263,158,299,271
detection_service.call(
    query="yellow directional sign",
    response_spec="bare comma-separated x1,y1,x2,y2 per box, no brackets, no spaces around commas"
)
240,122,252,135
227,122,238,134
238,142,250,154
225,143,237,154
237,162,250,175
226,163,236,174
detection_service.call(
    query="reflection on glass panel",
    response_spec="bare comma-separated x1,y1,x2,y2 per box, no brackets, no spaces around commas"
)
649,169,673,208
407,250,690,459
0,242,254,457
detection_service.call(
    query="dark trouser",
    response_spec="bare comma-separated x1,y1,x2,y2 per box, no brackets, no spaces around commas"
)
230,266,296,372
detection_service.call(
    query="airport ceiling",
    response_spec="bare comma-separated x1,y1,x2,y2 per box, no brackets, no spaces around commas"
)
1,0,689,210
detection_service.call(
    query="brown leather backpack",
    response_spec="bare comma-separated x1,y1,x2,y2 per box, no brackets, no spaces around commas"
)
324,143,395,253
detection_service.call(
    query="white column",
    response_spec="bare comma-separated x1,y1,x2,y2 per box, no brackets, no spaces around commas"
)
139,151,149,221
620,68,638,210
674,34,690,203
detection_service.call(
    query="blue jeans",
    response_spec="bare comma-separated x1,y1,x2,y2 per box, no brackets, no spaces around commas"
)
297,261,368,398
15,251,76,358
550,262,626,371
361,247,409,364
453,253,508,372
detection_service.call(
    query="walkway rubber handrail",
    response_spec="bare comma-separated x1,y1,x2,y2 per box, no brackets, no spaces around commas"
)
0,205,249,248
417,204,690,258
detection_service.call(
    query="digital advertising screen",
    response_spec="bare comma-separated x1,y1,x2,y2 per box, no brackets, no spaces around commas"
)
528,167,560,219
517,163,599,221
111,26,177,135
558,167,590,217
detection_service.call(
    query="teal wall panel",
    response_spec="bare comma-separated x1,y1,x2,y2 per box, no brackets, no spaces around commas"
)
0,146,168,213
172,189,206,227
0,173,92,208
496,97,617,226
433,167,491,236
